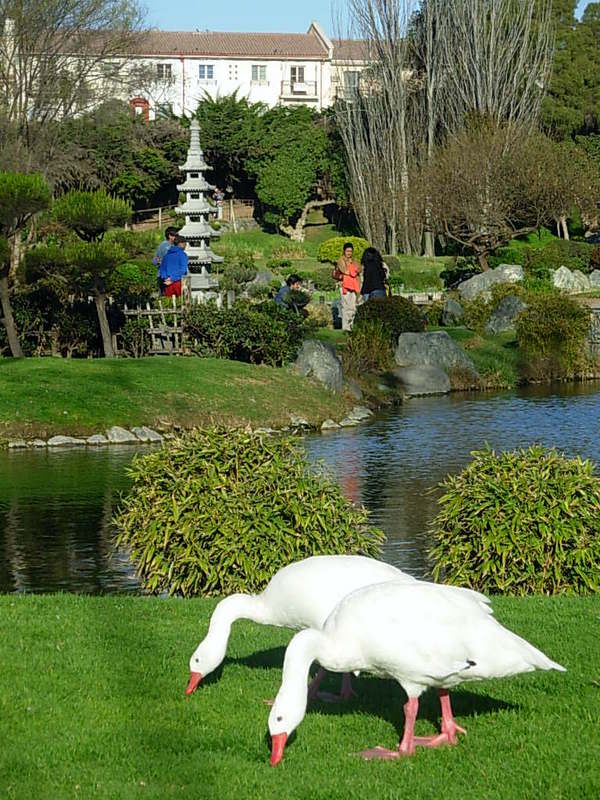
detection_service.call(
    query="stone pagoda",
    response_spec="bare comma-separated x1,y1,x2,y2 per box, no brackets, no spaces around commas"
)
176,119,222,296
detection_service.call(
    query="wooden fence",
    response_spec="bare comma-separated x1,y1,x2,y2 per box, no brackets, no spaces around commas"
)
117,297,185,355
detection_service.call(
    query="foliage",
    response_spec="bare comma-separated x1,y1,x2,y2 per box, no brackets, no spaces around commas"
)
430,445,600,594
515,293,591,379
341,320,395,376
119,317,150,358
108,259,157,304
114,428,385,596
266,256,292,270
53,189,131,242
440,258,482,289
184,300,307,366
64,240,128,290
354,296,426,341
0,172,52,242
317,236,370,264
523,239,594,278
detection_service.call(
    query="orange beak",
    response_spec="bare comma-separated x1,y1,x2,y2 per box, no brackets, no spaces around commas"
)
185,671,203,695
270,732,288,766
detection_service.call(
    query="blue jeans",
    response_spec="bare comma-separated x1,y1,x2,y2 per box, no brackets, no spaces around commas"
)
362,289,386,300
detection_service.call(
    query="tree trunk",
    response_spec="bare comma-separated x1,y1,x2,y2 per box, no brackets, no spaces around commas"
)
94,290,114,358
560,215,569,240
477,251,490,271
424,230,435,258
279,199,335,242
229,199,237,233
0,275,24,357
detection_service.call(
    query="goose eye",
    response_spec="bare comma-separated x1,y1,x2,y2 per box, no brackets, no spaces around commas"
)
276,716,283,722
195,658,199,663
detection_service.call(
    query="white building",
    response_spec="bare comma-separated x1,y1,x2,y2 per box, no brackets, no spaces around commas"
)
127,22,369,119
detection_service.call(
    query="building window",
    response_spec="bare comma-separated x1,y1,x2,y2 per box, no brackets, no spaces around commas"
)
199,64,214,80
344,70,360,93
290,66,305,84
156,63,172,80
251,64,267,83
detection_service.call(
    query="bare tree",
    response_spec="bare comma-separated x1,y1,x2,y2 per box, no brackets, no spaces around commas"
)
0,0,150,168
334,0,554,255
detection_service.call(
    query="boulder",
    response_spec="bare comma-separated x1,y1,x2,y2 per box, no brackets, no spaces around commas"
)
294,339,343,393
485,295,528,335
392,365,451,397
47,435,86,447
458,264,524,300
8,439,27,449
250,270,273,286
131,426,163,443
31,439,47,448
289,414,310,428
441,298,464,326
339,415,361,427
87,434,109,445
106,426,138,444
395,331,478,377
347,405,373,421
590,270,600,288
344,377,363,401
552,266,591,293
321,419,341,431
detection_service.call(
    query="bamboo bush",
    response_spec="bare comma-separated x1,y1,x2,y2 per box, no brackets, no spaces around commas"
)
114,428,385,596
429,445,600,595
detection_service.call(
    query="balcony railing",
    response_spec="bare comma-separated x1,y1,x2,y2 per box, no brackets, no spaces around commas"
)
280,80,318,98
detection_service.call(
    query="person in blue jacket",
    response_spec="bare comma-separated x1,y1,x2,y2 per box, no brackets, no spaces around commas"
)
159,235,188,297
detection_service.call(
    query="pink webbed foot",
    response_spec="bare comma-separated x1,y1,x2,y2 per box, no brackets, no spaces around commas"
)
438,689,467,744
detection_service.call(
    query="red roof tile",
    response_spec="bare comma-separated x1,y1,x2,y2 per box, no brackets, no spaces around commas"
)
131,30,329,59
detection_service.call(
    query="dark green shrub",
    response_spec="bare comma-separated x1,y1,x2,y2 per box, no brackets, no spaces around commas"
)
114,428,385,596
429,445,600,595
516,293,590,379
461,297,490,334
341,320,395,376
524,239,593,278
266,256,292,270
439,258,481,289
184,300,306,365
120,317,150,357
317,236,370,264
354,295,425,341
425,299,445,327
108,259,157,304
382,255,402,272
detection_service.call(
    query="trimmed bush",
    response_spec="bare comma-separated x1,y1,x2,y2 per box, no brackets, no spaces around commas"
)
524,239,593,278
515,293,590,379
354,295,425,341
184,300,306,366
114,428,385,596
439,258,481,289
429,445,600,595
317,236,370,264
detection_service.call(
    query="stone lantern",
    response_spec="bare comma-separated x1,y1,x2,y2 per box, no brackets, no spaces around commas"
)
176,119,222,297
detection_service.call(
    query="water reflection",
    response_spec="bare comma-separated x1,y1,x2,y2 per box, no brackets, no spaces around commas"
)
1,381,599,594
0,447,147,594
304,381,600,578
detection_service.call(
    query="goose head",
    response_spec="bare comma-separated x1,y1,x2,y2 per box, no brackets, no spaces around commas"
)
185,642,222,695
268,685,308,766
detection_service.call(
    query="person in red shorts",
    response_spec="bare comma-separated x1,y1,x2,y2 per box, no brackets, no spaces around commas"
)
159,235,188,297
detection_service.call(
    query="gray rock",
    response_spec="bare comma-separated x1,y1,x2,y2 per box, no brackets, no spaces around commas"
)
441,298,464,326
106,426,138,444
31,439,47,448
392,366,451,397
8,439,27,449
131,426,163,443
339,416,360,427
348,405,373,421
590,269,600,287
395,331,478,377
289,414,310,428
485,295,528,335
552,266,591,293
344,377,363,401
321,419,341,430
458,264,524,300
250,270,273,286
47,435,86,447
294,339,343,393
87,434,109,445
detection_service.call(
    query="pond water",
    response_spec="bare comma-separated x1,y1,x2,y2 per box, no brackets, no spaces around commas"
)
1,381,599,594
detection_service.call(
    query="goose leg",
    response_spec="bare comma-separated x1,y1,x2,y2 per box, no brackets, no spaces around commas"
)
359,696,452,760
438,689,466,743
310,671,357,703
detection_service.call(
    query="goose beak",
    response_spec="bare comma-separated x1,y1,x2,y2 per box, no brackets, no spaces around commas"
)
270,732,288,766
185,671,203,695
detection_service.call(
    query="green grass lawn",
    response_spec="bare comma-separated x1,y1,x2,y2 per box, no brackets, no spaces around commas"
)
0,357,349,440
443,328,520,387
0,593,596,800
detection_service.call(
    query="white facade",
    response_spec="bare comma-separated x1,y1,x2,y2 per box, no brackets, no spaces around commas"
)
126,22,369,119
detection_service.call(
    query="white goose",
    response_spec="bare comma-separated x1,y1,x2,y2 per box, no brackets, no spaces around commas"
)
185,555,417,697
268,580,565,764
